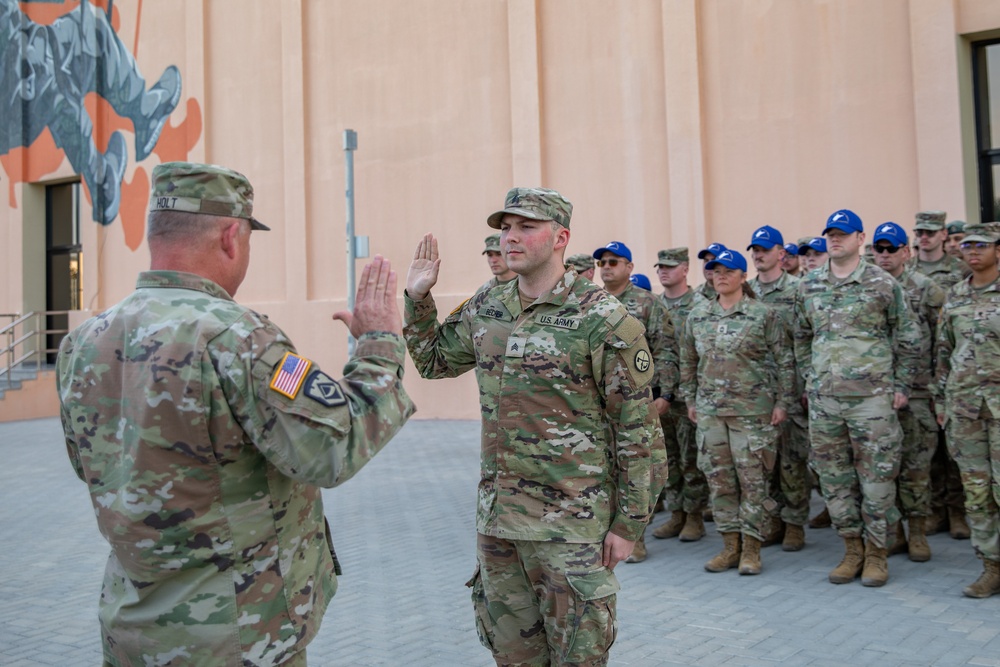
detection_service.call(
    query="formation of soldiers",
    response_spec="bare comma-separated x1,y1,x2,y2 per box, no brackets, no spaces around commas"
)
530,209,1000,597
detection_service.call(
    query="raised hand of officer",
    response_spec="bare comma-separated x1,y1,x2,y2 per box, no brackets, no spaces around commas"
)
332,255,401,338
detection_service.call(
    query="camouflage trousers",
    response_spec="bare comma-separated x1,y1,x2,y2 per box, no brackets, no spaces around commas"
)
931,432,966,512
661,402,709,513
809,393,902,549
945,402,1000,562
695,414,778,540
777,412,811,526
896,398,938,518
469,534,619,667
103,652,307,666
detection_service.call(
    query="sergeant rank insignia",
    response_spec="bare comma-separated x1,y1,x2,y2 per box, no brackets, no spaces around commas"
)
270,352,312,399
304,370,347,407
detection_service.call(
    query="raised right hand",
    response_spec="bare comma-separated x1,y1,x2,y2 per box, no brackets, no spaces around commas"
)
406,233,441,301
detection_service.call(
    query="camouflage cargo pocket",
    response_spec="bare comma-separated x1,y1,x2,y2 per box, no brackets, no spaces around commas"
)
562,568,620,663
465,566,495,652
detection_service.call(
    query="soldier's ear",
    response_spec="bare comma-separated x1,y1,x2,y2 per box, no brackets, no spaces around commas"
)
553,227,570,251
219,220,242,259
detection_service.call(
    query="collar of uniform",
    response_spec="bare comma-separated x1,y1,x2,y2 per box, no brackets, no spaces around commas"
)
753,269,794,293
707,294,752,317
136,270,235,301
818,257,867,285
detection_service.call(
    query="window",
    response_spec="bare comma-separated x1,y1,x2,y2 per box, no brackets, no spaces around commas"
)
973,38,1000,222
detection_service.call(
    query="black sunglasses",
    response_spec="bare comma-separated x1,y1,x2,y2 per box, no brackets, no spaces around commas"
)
872,244,903,254
597,259,623,267
913,229,940,237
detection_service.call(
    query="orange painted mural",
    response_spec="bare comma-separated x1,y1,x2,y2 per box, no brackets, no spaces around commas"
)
1,0,202,250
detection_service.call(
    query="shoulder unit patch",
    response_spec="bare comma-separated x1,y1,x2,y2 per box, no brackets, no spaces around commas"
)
303,370,347,407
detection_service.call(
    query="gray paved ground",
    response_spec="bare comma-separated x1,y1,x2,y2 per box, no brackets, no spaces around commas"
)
3,418,1000,666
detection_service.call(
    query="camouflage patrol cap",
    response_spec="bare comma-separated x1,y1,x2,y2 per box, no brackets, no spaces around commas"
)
482,233,501,254
961,222,1000,244
655,247,689,266
149,161,270,230
565,253,595,272
913,210,946,232
487,187,573,229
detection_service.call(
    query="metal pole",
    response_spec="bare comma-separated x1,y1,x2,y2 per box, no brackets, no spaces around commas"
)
344,129,358,356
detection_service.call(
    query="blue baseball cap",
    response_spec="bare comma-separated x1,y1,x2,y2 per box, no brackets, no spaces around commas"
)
872,222,909,247
783,242,799,256
697,242,728,260
823,209,864,235
747,225,784,250
704,248,748,272
798,237,827,254
593,241,632,262
630,273,652,291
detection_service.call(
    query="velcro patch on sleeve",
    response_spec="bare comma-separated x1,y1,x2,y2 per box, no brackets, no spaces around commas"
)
269,352,313,399
612,315,646,346
303,370,347,407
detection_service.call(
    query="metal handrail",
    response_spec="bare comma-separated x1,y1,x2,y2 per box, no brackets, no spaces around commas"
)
0,311,72,388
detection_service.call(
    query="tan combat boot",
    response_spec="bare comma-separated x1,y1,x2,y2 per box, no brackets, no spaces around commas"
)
761,518,786,547
679,511,706,542
782,524,805,552
625,533,647,563
907,517,931,562
887,521,908,557
809,506,832,529
739,535,762,575
949,507,971,539
861,543,889,587
652,511,686,539
924,506,946,535
829,536,865,584
963,559,1000,598
704,532,741,572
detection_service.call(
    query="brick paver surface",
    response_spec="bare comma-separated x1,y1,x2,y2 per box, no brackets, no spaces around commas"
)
3,418,1000,666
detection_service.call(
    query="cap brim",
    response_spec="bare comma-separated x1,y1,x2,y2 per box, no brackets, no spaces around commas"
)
746,241,780,250
961,234,999,244
913,223,943,231
250,217,270,231
655,262,681,267
487,207,552,229
822,223,859,235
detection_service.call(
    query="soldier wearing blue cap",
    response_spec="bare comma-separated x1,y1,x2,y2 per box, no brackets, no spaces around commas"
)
594,241,681,562
680,249,796,575
695,242,728,301
794,209,922,587
935,222,1000,598
798,236,828,273
748,226,809,552
782,243,802,276
872,222,946,563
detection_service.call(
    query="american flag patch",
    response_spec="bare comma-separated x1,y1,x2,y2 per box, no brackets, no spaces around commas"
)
269,352,313,399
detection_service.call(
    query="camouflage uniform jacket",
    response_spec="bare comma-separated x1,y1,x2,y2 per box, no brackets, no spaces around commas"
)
614,282,679,400
56,271,415,667
659,287,704,334
695,281,718,301
934,275,1000,421
749,271,804,410
794,259,921,397
895,267,946,398
404,270,663,544
679,295,796,416
908,253,972,293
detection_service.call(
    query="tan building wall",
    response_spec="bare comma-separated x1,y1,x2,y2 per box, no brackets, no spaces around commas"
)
3,0,1000,421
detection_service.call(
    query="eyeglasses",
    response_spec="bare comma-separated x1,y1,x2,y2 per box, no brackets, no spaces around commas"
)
598,259,622,267
959,241,996,251
913,229,940,237
872,244,903,254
